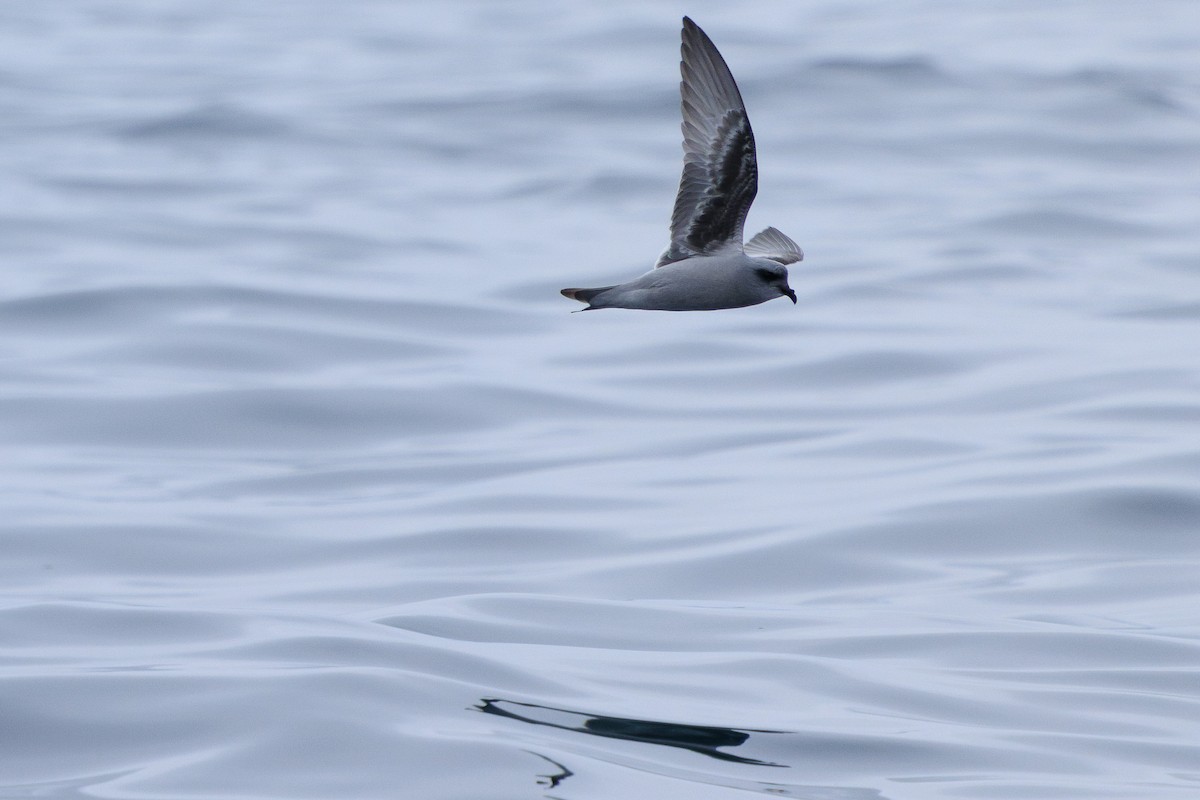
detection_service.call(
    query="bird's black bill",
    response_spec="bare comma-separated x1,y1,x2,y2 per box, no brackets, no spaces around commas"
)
783,288,797,304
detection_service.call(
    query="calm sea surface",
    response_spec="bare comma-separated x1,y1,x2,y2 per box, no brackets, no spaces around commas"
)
3,2,1200,798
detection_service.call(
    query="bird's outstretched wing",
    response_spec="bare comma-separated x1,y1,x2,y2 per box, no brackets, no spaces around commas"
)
656,17,758,268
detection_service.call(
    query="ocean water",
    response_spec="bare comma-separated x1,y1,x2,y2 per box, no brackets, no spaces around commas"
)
3,1,1200,798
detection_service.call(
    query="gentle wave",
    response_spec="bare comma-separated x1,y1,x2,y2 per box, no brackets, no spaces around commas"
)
3,1,1200,798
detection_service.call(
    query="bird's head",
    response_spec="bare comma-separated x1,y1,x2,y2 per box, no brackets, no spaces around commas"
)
754,264,797,304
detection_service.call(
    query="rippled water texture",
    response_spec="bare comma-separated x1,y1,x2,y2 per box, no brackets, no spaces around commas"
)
3,2,1200,798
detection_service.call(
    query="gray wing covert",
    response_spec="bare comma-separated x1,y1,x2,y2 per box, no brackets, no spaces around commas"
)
744,226,804,265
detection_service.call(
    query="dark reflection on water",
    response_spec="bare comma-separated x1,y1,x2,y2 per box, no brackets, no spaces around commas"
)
529,751,573,789
477,698,785,766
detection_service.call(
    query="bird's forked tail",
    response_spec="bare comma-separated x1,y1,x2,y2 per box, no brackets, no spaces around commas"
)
560,286,616,308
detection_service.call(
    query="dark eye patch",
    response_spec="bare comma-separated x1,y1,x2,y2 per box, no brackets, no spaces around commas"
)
755,267,780,282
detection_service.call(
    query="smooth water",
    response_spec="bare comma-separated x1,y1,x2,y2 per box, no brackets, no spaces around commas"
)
3,2,1200,798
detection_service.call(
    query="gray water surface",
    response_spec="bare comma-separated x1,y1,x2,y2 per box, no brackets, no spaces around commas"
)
3,2,1200,798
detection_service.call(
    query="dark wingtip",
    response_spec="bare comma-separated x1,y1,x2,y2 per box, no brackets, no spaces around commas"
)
682,17,702,40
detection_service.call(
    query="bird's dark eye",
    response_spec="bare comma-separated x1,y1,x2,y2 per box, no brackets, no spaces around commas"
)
755,267,779,283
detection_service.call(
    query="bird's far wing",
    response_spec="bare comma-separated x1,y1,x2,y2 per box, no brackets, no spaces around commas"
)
656,17,758,268
744,226,804,265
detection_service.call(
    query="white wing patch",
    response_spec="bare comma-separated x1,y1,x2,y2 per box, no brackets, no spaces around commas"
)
744,226,804,265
